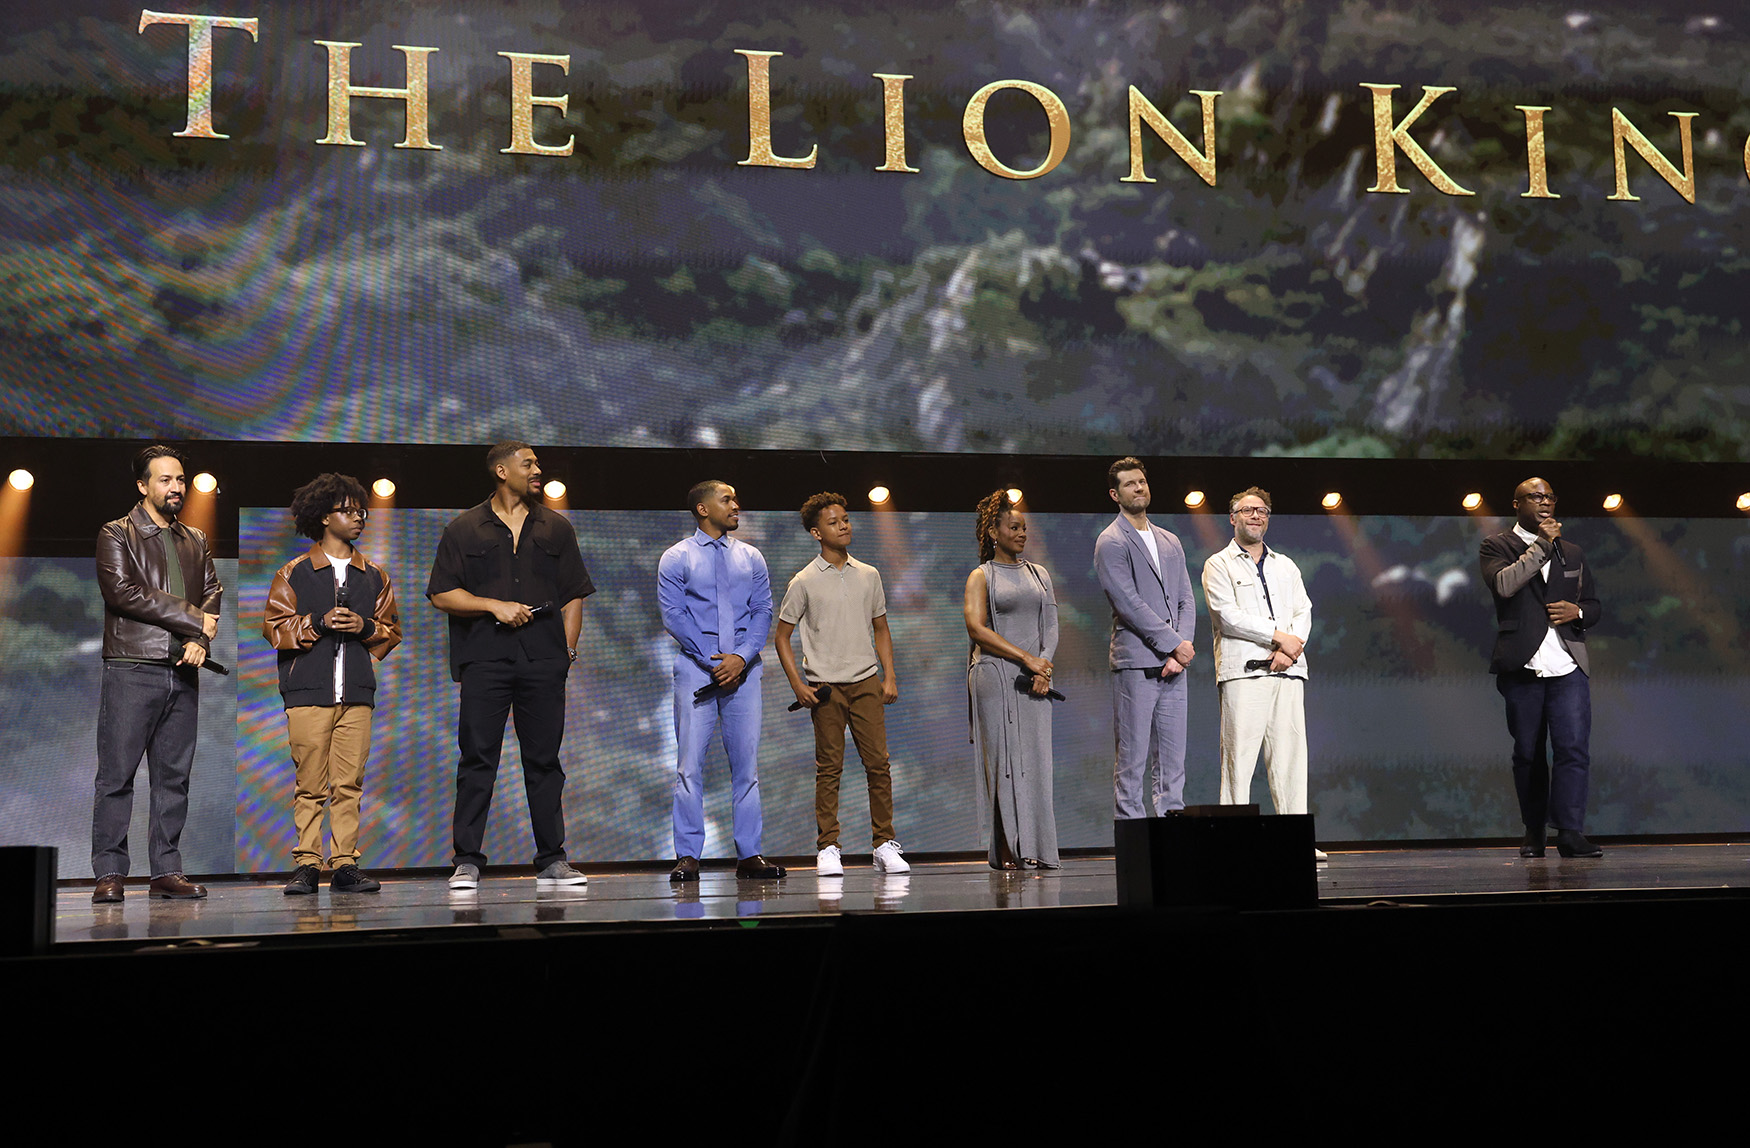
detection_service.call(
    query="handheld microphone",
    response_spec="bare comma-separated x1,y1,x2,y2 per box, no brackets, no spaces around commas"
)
1012,674,1066,701
788,684,833,712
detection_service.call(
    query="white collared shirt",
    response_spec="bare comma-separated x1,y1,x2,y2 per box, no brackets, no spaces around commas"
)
1511,523,1579,678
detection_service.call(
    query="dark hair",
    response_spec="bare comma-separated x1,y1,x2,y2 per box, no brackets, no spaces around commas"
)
800,491,847,532
1229,486,1272,514
133,444,186,483
974,489,1018,564
687,480,730,520
485,440,533,480
1107,456,1146,490
290,473,368,541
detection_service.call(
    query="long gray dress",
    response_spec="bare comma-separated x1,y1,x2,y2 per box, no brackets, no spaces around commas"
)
968,560,1060,868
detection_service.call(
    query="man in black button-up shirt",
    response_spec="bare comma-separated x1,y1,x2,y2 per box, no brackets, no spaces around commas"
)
426,442,595,889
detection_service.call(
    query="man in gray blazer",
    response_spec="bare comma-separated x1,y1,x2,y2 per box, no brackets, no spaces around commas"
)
1095,457,1197,818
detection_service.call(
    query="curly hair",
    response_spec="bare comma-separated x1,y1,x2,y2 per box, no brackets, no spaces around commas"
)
974,489,1018,564
289,473,368,542
799,491,847,532
1229,485,1272,514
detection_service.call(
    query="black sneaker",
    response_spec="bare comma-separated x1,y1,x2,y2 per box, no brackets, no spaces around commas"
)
330,865,381,893
283,865,320,896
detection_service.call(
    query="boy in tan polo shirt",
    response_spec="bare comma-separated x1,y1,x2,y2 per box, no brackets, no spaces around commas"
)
773,492,909,876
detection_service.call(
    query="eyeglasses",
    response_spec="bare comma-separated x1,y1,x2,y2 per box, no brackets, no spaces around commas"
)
1518,492,1557,505
330,506,368,521
1233,507,1271,518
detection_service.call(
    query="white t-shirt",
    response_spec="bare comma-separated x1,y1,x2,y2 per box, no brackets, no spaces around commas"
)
331,560,349,702
1135,525,1160,572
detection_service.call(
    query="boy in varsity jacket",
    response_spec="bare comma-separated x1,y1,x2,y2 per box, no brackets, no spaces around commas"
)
262,473,401,894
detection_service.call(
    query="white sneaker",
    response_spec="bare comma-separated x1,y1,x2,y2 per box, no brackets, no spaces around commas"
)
872,840,910,874
1313,848,1329,862
448,863,480,890
816,845,844,877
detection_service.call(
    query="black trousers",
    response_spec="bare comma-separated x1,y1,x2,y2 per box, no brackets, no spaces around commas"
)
452,652,570,869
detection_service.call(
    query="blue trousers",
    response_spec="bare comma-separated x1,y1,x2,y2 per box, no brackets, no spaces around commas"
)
92,661,200,878
1111,666,1188,818
671,656,764,860
1496,667,1592,832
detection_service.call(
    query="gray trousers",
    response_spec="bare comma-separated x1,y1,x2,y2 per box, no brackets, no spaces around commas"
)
1111,667,1188,818
92,661,200,878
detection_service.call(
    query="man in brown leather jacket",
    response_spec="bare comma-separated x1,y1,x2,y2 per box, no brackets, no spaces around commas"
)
91,445,223,903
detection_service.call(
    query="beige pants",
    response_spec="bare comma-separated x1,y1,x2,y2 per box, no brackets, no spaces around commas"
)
287,704,373,867
1217,677,1307,815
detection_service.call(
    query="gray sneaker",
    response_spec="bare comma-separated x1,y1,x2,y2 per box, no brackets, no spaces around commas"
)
448,863,481,890
535,860,588,887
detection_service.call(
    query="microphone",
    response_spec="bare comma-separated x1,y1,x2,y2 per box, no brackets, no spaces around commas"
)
788,684,833,712
1012,674,1066,701
693,664,751,702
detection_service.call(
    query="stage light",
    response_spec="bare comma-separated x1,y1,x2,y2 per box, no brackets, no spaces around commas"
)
868,485,891,505
1321,492,1343,510
7,469,32,491
1184,490,1205,508
1462,492,1482,510
543,479,568,500
372,477,396,499
1602,493,1623,511
1006,488,1023,504
191,472,218,494
1737,493,1750,511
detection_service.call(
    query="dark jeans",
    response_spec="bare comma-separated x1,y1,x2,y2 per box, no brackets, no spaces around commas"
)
92,661,200,878
1495,667,1592,832
452,652,570,869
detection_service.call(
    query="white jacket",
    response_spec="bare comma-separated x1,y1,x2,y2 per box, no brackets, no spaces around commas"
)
1201,540,1311,684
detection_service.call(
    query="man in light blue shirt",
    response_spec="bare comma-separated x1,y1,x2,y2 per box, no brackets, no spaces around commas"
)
657,480,783,880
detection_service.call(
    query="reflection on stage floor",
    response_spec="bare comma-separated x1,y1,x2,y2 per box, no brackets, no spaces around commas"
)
53,842,1750,947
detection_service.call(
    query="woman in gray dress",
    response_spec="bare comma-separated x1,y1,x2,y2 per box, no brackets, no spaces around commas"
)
964,490,1060,870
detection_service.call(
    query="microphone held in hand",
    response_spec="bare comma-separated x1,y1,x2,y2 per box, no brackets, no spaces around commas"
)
693,664,751,702
1013,674,1066,701
788,684,833,712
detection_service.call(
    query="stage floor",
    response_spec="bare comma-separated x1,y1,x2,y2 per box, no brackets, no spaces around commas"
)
53,842,1750,947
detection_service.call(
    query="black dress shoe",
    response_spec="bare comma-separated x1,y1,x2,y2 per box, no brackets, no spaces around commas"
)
735,855,786,879
1520,827,1547,858
149,873,208,899
92,875,125,904
670,856,700,882
1556,830,1603,858
283,865,320,895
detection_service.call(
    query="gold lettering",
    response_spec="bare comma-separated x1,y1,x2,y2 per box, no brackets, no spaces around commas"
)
873,73,918,173
1121,87,1221,185
962,80,1071,181
314,41,442,150
1359,83,1474,196
1516,106,1559,198
735,49,817,169
1608,107,1697,203
137,10,259,139
500,52,573,157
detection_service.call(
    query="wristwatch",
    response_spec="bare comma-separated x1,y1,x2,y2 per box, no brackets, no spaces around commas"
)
567,647,578,663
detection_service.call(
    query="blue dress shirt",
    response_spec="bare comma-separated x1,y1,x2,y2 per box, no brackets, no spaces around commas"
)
657,529,773,672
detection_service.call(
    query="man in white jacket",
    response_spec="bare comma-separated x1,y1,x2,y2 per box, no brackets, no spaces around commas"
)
1201,487,1321,858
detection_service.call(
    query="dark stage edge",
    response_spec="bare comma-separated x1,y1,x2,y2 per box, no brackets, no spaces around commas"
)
17,848,1750,1144
47,843,1750,946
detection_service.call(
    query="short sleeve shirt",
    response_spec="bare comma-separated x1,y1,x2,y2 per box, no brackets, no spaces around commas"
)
426,501,594,679
777,554,886,684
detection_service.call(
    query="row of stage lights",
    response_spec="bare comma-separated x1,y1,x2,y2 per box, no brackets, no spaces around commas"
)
8,468,1749,513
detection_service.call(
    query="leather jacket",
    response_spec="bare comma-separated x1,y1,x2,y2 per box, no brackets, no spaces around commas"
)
97,502,223,661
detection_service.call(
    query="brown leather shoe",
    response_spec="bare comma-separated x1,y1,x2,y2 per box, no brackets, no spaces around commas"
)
149,873,208,899
92,875,125,903
735,854,786,880
669,856,700,883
